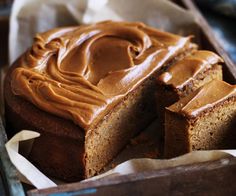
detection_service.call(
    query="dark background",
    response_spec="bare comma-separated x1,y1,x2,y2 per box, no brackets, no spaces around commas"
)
196,0,236,64
0,1,236,65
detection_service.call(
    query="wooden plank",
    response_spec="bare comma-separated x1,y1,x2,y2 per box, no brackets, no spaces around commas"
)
28,157,236,196
0,117,25,196
0,173,7,196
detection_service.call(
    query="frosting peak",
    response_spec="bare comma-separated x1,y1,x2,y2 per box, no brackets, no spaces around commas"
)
11,21,190,129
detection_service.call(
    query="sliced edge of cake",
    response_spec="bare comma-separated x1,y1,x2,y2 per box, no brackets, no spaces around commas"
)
156,50,223,130
164,79,236,158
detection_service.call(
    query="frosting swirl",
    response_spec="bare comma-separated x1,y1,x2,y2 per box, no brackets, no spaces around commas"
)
11,21,190,129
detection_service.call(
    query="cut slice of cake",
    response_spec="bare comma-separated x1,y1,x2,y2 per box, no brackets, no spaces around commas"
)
5,21,195,181
156,50,223,128
165,79,236,158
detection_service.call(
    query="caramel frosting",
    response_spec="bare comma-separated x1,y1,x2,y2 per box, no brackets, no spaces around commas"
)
158,50,223,89
167,80,236,118
11,21,191,129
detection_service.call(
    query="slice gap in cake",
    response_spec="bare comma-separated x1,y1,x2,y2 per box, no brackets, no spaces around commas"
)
156,50,224,135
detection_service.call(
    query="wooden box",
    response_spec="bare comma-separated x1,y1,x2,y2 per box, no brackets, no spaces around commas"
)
1,0,236,195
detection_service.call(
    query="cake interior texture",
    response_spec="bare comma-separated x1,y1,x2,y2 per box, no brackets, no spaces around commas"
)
165,80,236,158
84,74,158,177
5,21,194,181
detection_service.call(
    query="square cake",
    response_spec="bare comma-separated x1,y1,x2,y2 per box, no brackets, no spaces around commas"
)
5,21,194,181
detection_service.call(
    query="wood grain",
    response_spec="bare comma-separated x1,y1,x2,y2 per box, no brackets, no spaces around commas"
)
0,117,24,196
28,157,236,196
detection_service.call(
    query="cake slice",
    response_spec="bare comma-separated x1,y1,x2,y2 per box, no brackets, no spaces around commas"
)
165,79,236,158
5,21,195,181
156,50,223,127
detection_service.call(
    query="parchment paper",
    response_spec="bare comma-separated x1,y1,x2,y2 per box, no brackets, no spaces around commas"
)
5,131,57,189
5,130,236,189
9,0,198,64
5,0,230,190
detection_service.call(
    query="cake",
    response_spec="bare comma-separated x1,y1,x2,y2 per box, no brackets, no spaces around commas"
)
156,50,223,129
165,79,236,158
4,21,195,181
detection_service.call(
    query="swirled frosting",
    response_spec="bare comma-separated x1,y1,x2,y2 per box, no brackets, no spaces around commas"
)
11,21,191,129
167,80,236,118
